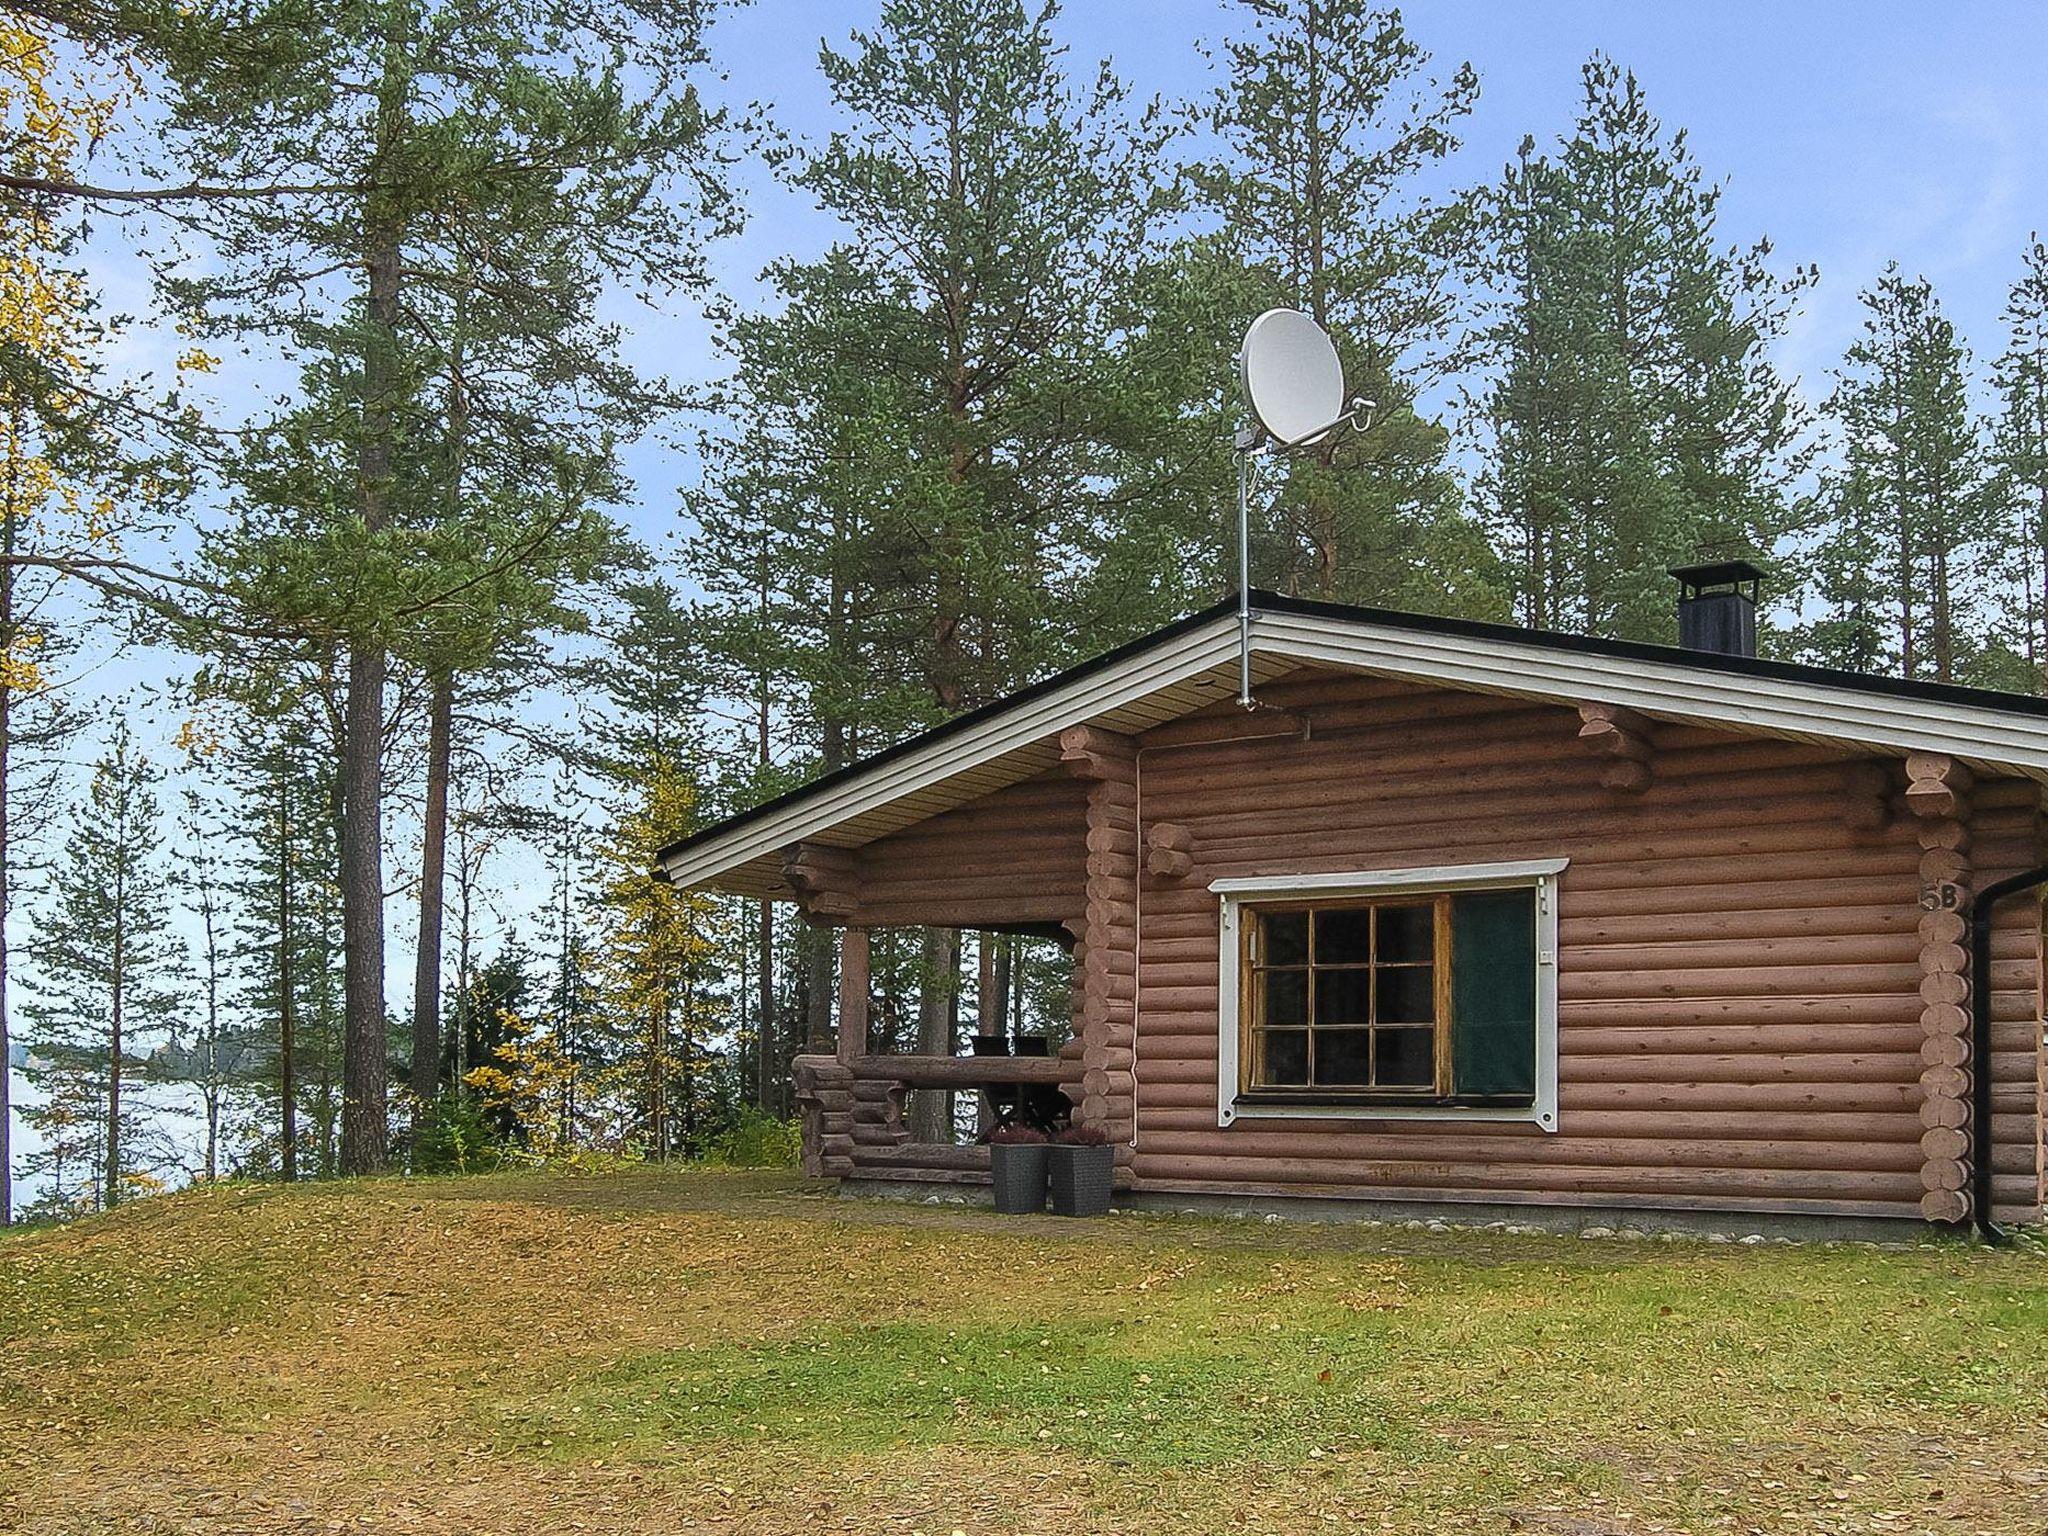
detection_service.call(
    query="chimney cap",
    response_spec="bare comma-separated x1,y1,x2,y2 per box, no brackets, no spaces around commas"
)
1668,558,1765,596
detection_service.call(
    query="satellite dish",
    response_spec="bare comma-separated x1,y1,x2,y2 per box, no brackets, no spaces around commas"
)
1239,308,1346,448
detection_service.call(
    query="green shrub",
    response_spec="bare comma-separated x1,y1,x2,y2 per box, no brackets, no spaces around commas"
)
412,1092,501,1174
707,1109,801,1168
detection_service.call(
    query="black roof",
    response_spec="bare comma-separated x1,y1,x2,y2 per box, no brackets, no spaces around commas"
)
657,589,2048,868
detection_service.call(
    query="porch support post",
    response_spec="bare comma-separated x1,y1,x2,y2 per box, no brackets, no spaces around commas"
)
1907,753,1974,1223
1059,725,1140,1185
837,926,871,1064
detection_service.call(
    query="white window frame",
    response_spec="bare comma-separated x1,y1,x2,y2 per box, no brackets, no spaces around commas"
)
1214,858,1564,1133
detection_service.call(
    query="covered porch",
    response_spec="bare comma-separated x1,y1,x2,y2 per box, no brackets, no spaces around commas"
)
782,724,1143,1188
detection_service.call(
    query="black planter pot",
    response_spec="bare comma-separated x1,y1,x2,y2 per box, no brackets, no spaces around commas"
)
989,1142,1050,1214
1048,1143,1114,1217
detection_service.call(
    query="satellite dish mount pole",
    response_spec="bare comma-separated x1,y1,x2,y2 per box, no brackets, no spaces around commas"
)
1233,307,1376,714
1234,426,1265,711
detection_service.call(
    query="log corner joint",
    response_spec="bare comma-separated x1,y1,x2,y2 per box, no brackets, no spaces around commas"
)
1842,758,1899,835
1145,820,1195,881
1058,723,1138,782
1904,753,1974,1226
782,841,861,924
1576,702,1654,794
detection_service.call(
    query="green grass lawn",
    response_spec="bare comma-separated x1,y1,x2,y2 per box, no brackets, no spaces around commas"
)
3,1168,2046,1534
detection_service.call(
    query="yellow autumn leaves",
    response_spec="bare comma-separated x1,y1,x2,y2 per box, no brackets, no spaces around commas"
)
460,756,722,1156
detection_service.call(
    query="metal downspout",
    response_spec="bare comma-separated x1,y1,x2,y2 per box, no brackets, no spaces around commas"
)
1966,862,2048,1245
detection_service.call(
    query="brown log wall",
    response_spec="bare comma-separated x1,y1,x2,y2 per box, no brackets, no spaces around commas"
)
1129,670,2047,1224
846,771,1089,929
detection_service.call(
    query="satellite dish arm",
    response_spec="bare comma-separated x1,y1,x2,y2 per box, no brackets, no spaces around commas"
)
1276,395,1378,451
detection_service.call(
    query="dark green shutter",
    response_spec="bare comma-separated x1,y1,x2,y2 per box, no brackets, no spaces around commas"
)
1450,888,1537,1102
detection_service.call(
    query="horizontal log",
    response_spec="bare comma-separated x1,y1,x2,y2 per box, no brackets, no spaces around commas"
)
1559,963,1925,1000
1179,810,1896,874
1552,1051,1921,1085
1137,1125,1920,1173
1921,1036,1967,1069
853,872,1084,906
854,1141,990,1173
1559,933,1920,972
1916,1097,1966,1138
1920,973,1968,1006
1921,1002,1969,1036
1918,849,1969,886
1137,1078,1922,1115
1130,1172,1925,1221
1145,753,1862,820
1143,730,1849,792
1138,874,1918,935
1915,818,1969,853
1919,909,1967,945
1126,1151,1921,1206
1920,1158,1966,1193
847,1053,1070,1087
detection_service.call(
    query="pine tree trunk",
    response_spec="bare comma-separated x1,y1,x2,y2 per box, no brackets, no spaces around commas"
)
339,1,411,1176
975,932,998,1134
339,633,389,1175
756,898,775,1111
992,934,1012,1038
651,996,669,1159
1932,545,1953,682
411,671,452,1107
197,864,221,1183
278,787,296,1181
911,927,958,1141
452,822,473,1095
2038,490,2048,690
803,925,834,1053
802,709,845,1058
106,897,123,1209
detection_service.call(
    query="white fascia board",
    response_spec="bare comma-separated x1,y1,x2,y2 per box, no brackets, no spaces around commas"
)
1255,612,2048,780
660,614,1246,889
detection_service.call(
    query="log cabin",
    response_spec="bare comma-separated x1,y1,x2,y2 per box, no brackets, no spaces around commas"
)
659,565,2048,1236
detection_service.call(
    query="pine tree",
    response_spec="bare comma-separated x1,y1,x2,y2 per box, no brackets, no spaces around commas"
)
135,0,733,1174
1473,56,1812,640
1163,0,1496,613
0,13,137,1223
174,786,240,1182
703,0,1170,723
1806,268,1988,682
1986,236,2048,689
19,717,181,1212
222,707,345,1180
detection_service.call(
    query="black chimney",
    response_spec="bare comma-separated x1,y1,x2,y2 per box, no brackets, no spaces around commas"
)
1669,559,1763,658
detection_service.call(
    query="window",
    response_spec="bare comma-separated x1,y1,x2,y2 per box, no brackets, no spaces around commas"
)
1214,861,1562,1131
1243,900,1444,1092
